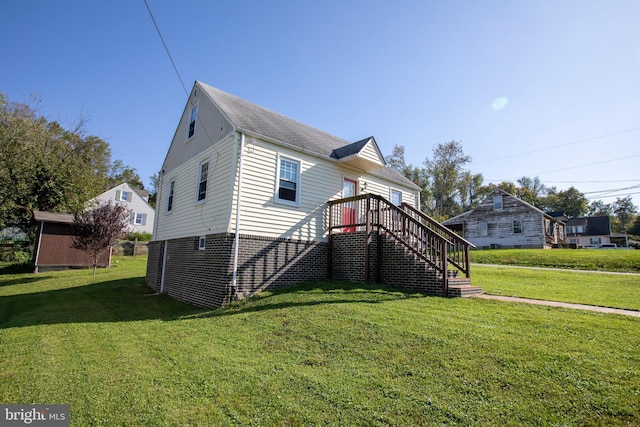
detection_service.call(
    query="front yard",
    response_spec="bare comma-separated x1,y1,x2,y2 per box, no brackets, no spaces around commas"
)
0,256,639,426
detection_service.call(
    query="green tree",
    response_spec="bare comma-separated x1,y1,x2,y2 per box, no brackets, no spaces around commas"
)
543,187,588,219
0,93,140,242
611,196,638,233
516,176,547,207
424,140,473,219
109,159,144,190
587,200,613,217
385,145,432,212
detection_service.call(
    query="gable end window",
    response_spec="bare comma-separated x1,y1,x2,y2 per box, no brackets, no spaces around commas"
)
133,213,147,226
493,195,503,211
275,156,300,205
116,190,131,202
167,179,175,212
187,104,198,140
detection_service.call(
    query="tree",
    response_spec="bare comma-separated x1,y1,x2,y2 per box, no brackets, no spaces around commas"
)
516,176,547,207
109,159,144,190
611,196,638,233
543,186,588,219
385,145,432,212
424,140,473,219
72,201,130,274
588,200,612,217
0,93,141,244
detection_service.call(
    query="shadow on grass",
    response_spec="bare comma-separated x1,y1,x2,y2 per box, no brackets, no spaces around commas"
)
0,278,429,328
184,281,430,320
0,263,33,275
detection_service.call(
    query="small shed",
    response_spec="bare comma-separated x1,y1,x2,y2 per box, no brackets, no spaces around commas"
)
32,211,111,272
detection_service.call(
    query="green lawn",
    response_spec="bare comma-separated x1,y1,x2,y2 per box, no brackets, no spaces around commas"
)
474,265,640,311
1,257,639,426
470,248,640,272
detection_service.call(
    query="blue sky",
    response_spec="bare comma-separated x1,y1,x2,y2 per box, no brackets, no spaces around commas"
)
2,1,639,208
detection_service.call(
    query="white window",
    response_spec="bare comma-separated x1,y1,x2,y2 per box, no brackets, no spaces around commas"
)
493,195,503,211
187,104,198,139
576,226,584,233
590,237,601,246
167,179,175,212
513,219,523,234
478,222,488,236
196,161,209,203
198,236,206,251
116,190,131,202
275,156,300,205
391,189,403,206
134,213,147,226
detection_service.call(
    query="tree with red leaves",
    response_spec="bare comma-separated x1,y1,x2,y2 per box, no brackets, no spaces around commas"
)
72,201,130,274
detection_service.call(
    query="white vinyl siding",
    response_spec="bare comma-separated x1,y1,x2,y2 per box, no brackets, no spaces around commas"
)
359,141,384,165
230,139,418,242
154,136,236,241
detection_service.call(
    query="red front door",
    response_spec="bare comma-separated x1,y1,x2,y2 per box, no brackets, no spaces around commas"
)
343,178,357,232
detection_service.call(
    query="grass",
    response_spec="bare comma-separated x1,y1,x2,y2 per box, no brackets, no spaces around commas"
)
1,257,640,425
473,265,640,310
470,248,640,272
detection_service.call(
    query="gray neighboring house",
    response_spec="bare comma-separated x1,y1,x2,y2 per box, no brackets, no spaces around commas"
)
443,188,566,249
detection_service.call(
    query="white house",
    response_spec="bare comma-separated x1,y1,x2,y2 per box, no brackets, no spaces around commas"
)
146,82,477,308
91,182,155,235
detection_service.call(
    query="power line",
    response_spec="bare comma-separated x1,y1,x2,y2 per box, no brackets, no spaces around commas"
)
143,0,189,96
535,153,640,175
473,126,640,165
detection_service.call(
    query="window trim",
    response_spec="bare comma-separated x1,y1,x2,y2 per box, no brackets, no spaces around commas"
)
187,103,198,141
116,190,131,202
274,155,301,207
166,179,175,213
195,159,209,205
134,213,146,226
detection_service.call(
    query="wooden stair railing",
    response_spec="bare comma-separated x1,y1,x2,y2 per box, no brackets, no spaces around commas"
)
328,194,473,295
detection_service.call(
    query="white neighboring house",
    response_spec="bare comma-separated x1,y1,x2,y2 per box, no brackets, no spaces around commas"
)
91,182,155,235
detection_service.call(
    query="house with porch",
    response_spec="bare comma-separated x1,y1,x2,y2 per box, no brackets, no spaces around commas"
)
146,82,477,308
443,188,566,249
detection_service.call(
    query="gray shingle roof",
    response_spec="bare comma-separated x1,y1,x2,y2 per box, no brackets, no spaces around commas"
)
198,82,418,190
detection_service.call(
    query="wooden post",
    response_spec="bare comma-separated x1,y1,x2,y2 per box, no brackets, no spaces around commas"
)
327,203,333,279
364,196,371,284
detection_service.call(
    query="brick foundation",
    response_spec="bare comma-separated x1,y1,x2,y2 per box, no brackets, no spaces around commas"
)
146,233,328,308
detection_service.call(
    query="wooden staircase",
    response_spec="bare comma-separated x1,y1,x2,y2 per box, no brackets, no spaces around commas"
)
328,194,481,297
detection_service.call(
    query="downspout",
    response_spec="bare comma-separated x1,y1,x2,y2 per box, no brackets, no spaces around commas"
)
231,132,246,300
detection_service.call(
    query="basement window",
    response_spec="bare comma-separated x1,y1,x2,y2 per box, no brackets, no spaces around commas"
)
198,236,206,251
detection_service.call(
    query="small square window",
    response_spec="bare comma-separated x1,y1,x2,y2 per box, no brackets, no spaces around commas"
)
116,190,131,202
134,213,146,226
198,236,206,251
